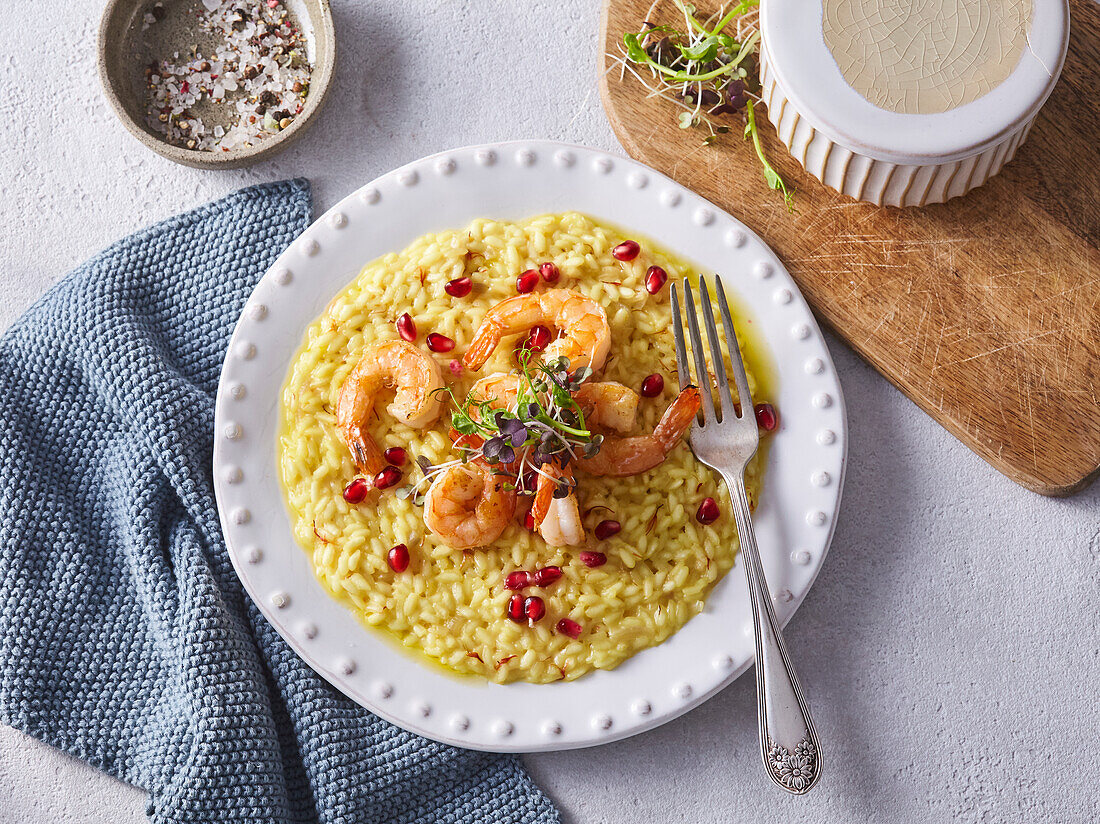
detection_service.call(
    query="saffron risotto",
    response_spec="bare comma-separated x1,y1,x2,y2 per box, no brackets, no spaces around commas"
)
278,213,770,683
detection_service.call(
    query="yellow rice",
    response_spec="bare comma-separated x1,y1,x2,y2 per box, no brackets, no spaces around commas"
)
278,213,769,683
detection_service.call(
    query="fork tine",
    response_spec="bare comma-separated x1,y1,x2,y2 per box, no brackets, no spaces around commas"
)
696,276,737,421
670,284,692,392
682,278,716,423
714,275,755,415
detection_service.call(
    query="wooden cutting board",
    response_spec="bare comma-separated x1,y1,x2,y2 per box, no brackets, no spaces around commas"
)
599,0,1100,496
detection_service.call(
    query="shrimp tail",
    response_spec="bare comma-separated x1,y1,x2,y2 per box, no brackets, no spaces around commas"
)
337,416,385,476
653,386,702,451
531,463,566,526
462,317,504,370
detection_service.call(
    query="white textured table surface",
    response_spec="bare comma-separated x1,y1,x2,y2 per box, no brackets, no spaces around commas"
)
1,2,1098,822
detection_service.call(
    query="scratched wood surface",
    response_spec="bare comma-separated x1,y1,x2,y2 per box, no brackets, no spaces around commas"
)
599,0,1100,496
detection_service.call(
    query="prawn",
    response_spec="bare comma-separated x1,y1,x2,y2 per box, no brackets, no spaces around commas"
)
462,289,611,373
572,381,639,434
530,463,585,547
577,386,702,477
470,372,522,415
423,459,519,549
334,340,443,476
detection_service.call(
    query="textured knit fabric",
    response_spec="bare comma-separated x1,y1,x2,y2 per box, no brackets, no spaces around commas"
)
0,180,559,824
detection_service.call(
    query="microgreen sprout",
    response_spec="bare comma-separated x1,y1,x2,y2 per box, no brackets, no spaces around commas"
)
413,350,604,503
608,0,793,210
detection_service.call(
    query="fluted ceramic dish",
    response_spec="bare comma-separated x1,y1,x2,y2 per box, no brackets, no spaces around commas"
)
760,0,1069,206
212,141,847,752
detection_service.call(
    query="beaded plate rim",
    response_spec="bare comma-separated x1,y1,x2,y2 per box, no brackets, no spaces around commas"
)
212,140,847,752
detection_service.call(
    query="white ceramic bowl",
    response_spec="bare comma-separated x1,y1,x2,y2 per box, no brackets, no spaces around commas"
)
760,0,1069,206
212,141,847,752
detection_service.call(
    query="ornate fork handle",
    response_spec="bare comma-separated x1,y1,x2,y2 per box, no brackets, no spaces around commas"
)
726,471,821,794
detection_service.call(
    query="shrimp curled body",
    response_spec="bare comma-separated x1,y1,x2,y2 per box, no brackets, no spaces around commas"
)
572,381,639,434
335,340,443,476
470,373,522,415
462,289,611,372
578,387,702,477
424,460,519,549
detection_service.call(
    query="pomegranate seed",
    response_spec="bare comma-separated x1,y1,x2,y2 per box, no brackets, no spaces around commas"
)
448,359,463,376
375,466,403,489
396,313,417,341
342,478,369,504
383,446,407,466
640,374,664,398
579,551,607,568
524,595,546,622
507,593,526,623
387,543,410,572
526,325,552,352
427,333,455,353
505,570,531,590
445,276,473,297
533,566,563,587
516,269,539,293
754,402,779,432
539,262,560,284
593,519,621,540
612,240,640,261
645,265,668,294
524,510,536,531
697,497,720,524
556,618,583,639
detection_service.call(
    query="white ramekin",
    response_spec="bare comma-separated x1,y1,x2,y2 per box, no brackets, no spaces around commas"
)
759,0,1069,207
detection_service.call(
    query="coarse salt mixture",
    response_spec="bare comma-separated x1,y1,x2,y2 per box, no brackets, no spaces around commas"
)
142,0,312,152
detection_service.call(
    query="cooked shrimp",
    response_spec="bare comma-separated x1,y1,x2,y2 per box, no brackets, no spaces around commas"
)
423,459,518,549
531,463,585,547
335,340,443,475
462,289,611,372
470,373,521,414
573,381,639,434
539,494,585,547
530,462,565,524
577,387,702,477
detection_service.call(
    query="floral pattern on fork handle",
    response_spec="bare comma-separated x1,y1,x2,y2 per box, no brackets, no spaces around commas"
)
730,472,822,795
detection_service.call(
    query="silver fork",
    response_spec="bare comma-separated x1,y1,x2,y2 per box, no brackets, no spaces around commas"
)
672,275,821,795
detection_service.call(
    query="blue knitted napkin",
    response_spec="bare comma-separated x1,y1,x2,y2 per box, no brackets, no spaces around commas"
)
0,180,559,824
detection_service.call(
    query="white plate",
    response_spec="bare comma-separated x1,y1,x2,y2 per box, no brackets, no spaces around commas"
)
213,141,847,753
